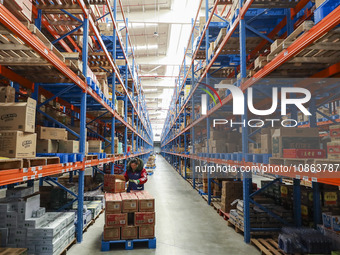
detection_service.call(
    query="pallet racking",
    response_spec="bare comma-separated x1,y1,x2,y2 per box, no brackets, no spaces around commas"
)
161,0,340,243
0,0,153,243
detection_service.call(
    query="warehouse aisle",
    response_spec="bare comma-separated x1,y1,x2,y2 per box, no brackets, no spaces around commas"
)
68,156,259,255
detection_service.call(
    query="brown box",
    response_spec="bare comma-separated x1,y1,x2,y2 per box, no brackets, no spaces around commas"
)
36,139,58,153
105,213,127,227
138,225,155,239
58,140,79,153
134,191,155,212
0,98,36,133
88,140,102,153
120,192,138,212
105,193,122,213
261,134,272,154
103,225,120,241
121,226,138,240
0,86,15,103
0,131,36,158
68,127,87,140
134,212,155,225
272,128,320,157
104,175,126,193
38,127,67,140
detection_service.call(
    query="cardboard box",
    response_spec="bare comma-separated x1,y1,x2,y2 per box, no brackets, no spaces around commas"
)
37,139,58,153
261,134,272,154
134,191,155,212
138,225,155,239
0,131,36,158
88,140,102,153
103,226,120,241
121,226,137,240
272,128,320,157
283,149,326,159
38,127,67,140
324,192,338,206
332,216,340,233
120,193,138,213
327,141,340,159
105,213,127,227
0,86,15,103
105,193,122,213
104,175,126,193
0,98,36,133
330,125,340,139
58,140,79,153
68,127,87,141
135,212,155,225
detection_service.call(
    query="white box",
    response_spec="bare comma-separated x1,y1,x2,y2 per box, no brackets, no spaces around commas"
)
6,187,34,198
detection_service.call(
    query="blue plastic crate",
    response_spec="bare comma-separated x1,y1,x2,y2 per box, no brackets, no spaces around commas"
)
245,153,254,162
237,153,243,162
253,154,264,163
232,153,238,161
263,154,272,164
314,0,340,24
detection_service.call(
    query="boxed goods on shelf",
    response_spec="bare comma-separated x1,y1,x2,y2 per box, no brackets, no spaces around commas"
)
88,140,102,153
283,149,326,159
58,140,79,153
330,125,340,140
0,98,36,133
117,101,125,117
272,128,320,157
38,127,67,140
37,139,58,153
0,86,15,103
0,131,36,158
327,141,340,159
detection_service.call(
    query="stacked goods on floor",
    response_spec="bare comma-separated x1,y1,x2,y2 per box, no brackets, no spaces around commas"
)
180,160,192,178
104,191,155,241
279,227,333,254
0,98,37,158
0,187,75,255
146,155,156,168
220,181,243,213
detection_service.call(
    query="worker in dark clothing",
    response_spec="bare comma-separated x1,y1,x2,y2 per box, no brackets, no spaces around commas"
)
116,157,148,192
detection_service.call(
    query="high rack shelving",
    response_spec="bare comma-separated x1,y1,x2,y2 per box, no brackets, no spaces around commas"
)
0,0,153,243
161,0,340,243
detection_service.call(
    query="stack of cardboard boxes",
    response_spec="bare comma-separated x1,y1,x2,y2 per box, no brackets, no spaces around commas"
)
117,101,125,117
208,130,241,154
0,187,75,255
220,181,243,213
0,97,37,158
146,155,156,168
104,190,155,241
105,137,120,154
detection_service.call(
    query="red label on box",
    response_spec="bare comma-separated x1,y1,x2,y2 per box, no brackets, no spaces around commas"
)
330,125,340,138
283,149,326,159
135,212,155,225
105,213,127,227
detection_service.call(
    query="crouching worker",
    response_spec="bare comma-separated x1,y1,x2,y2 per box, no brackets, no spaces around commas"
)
116,157,148,192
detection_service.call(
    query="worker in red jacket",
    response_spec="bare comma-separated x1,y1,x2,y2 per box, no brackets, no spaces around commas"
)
117,157,148,192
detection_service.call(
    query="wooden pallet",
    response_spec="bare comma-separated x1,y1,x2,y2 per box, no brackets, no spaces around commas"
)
83,220,94,233
227,220,275,237
0,248,27,255
202,195,220,203
218,208,230,221
23,157,47,168
251,238,285,255
59,238,77,255
85,154,98,160
93,209,104,222
211,201,221,212
0,158,23,170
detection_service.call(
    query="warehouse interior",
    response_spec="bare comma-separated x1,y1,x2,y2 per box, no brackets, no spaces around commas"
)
0,0,340,254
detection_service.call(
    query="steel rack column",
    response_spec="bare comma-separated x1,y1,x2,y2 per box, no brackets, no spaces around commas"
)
191,18,196,189
110,0,117,173
239,0,251,244
310,97,321,227
76,16,89,243
184,108,187,179
131,54,135,153
293,179,302,227
286,8,294,36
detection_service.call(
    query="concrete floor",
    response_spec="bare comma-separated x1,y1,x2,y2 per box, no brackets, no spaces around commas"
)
68,155,260,255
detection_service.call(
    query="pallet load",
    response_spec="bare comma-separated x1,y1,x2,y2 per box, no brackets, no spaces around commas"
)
328,124,340,160
0,186,76,255
102,191,156,250
220,181,243,213
37,126,67,154
146,155,156,169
